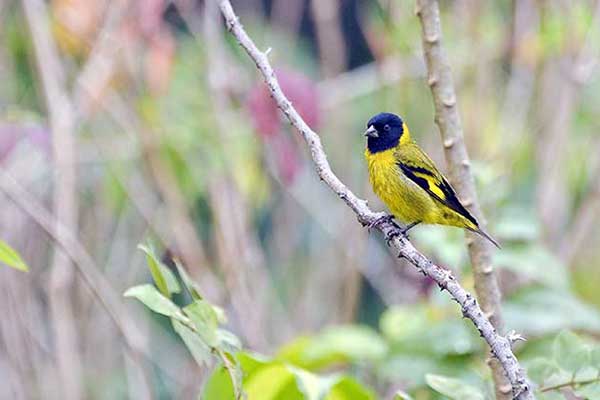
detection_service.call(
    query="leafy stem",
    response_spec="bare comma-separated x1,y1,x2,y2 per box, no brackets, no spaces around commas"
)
540,374,600,393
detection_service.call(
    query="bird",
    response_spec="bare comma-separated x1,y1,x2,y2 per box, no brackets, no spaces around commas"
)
363,112,500,248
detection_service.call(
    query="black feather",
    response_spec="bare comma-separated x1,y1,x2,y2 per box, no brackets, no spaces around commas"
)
397,162,478,227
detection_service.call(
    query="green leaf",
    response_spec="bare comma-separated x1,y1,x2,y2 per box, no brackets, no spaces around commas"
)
0,239,29,272
425,374,485,400
494,245,566,289
553,331,590,374
327,376,375,400
526,358,561,385
204,352,272,399
174,258,203,300
124,284,182,319
380,305,480,356
393,390,414,400
244,364,302,400
537,392,564,400
277,325,387,370
575,382,600,399
138,243,180,298
183,299,219,347
288,366,336,400
591,347,600,370
222,352,244,400
504,288,600,335
172,319,212,366
217,329,242,353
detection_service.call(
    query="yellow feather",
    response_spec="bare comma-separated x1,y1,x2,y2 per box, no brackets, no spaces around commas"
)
364,113,499,247
365,140,477,229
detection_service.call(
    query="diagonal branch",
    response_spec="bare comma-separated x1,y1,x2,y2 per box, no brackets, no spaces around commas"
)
217,1,532,398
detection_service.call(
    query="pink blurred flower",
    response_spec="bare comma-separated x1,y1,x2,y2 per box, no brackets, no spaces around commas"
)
246,69,320,184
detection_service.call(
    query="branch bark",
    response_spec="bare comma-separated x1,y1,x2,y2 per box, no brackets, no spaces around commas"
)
414,1,523,398
217,1,533,398
20,0,81,397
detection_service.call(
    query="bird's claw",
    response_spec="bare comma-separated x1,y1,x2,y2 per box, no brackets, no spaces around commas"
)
385,226,411,246
367,214,396,232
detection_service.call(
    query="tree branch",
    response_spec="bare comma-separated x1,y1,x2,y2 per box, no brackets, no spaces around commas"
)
217,1,532,398
414,0,524,398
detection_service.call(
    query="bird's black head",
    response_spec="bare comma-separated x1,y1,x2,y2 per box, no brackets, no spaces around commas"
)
364,113,405,153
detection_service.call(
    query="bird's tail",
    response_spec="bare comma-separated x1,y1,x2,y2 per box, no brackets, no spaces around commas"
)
467,227,501,249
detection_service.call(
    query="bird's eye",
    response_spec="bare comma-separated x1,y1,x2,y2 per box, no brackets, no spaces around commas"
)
384,124,391,131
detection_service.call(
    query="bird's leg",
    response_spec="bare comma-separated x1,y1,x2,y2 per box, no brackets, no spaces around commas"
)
385,221,421,246
402,221,421,234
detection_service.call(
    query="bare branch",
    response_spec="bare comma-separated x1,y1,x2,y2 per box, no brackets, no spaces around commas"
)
414,0,527,398
217,1,532,398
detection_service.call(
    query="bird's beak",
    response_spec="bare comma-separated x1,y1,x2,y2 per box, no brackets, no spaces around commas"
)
364,126,378,138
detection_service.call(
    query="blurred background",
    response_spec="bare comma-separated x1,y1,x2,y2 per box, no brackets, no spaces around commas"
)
1,0,600,399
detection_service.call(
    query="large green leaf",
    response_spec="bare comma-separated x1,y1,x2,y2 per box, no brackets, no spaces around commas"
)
277,325,387,370
217,329,242,354
575,382,600,399
203,352,270,400
138,243,180,298
425,374,484,400
0,239,29,272
536,392,565,400
380,305,479,356
244,364,302,400
591,346,600,370
289,366,336,400
504,288,600,335
494,245,566,289
123,284,183,319
553,331,590,374
203,352,376,400
526,358,561,385
326,376,374,400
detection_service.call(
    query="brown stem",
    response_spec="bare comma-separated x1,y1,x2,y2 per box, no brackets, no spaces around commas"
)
310,0,347,77
217,1,532,398
540,375,600,393
414,0,521,398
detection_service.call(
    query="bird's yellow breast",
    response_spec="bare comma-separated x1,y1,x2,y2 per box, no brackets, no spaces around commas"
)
365,147,438,224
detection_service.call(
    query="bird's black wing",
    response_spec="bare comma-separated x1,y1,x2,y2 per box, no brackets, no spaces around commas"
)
397,161,478,227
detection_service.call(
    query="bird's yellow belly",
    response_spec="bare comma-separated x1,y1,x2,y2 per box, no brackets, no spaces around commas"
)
366,148,438,224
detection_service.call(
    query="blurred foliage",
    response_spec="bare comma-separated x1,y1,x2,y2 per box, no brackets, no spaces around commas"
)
2,0,600,399
0,239,29,272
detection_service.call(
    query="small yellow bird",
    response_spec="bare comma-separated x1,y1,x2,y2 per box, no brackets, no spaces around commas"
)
364,112,499,248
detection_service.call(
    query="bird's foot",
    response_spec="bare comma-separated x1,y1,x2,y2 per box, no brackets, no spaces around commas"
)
367,214,397,232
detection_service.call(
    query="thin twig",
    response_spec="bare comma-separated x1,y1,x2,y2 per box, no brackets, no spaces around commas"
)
540,375,600,393
217,1,532,398
414,0,521,398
